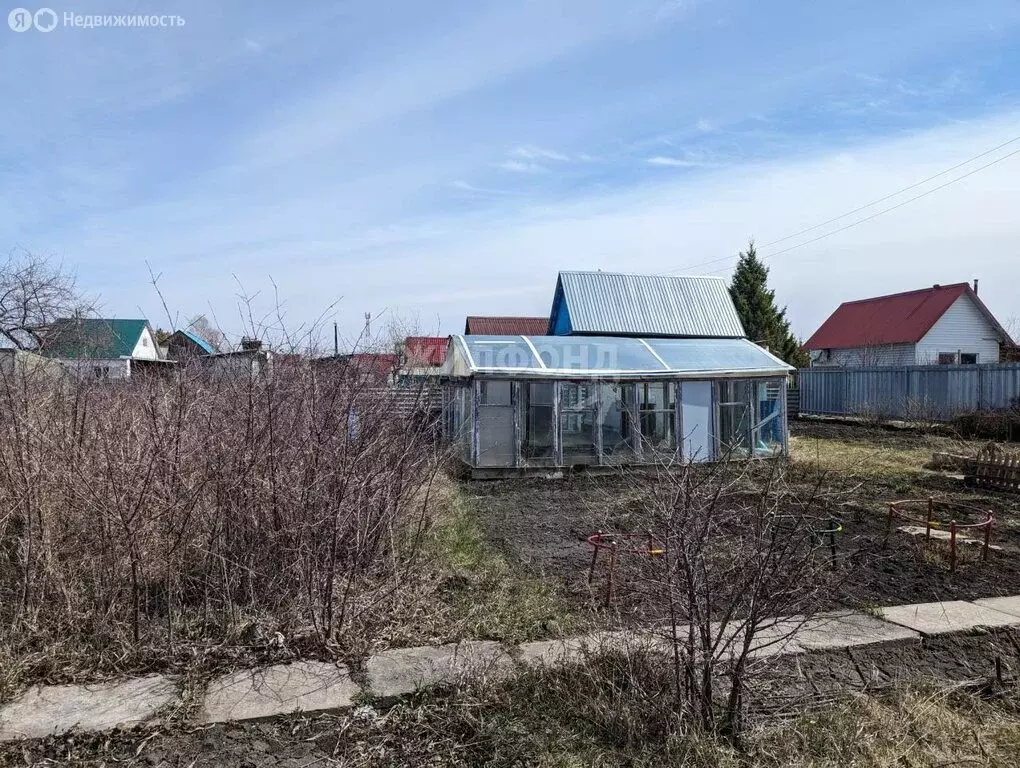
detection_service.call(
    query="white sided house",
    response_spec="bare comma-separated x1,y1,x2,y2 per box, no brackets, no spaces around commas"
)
37,318,166,379
803,282,1015,367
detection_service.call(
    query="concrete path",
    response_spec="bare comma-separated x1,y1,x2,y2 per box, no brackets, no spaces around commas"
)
3,595,1020,741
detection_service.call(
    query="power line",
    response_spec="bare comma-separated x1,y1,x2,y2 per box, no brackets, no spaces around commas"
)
664,132,1020,276
761,132,1020,248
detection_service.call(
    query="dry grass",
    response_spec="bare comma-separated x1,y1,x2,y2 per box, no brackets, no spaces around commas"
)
8,657,1020,767
790,433,935,479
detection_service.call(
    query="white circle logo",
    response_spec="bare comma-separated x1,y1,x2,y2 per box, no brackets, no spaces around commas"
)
8,7,33,31
33,7,57,31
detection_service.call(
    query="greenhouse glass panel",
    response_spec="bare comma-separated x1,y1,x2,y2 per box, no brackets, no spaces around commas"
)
637,382,675,455
559,382,598,465
717,379,752,458
523,381,556,464
597,383,638,462
529,337,666,373
752,379,785,456
648,338,784,374
464,337,540,370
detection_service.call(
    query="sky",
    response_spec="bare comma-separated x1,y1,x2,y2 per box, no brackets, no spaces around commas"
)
2,0,1020,348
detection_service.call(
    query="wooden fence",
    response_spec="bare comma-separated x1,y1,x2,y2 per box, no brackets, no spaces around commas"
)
966,449,1020,493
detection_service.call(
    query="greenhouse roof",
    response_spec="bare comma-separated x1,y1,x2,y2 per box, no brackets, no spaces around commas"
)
446,335,793,379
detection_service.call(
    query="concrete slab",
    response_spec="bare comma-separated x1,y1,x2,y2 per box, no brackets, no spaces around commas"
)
879,600,1020,636
0,675,177,741
518,630,672,666
897,526,1002,550
200,661,359,724
973,596,1020,620
787,611,920,650
366,640,514,698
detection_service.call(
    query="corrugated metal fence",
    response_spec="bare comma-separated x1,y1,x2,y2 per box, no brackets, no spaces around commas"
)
799,364,1020,420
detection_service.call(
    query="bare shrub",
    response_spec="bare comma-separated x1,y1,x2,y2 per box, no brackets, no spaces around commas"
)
604,458,846,740
0,349,444,674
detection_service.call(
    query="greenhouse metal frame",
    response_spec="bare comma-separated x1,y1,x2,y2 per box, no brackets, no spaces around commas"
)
441,335,794,475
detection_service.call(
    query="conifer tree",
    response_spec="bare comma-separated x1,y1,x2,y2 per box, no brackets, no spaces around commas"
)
729,240,809,367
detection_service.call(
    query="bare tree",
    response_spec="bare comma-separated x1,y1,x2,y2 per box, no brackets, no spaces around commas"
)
0,249,90,349
186,313,228,353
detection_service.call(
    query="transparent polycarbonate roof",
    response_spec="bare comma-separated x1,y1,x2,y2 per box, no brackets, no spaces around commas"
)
447,335,793,378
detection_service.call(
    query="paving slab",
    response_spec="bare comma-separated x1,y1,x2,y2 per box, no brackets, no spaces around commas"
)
366,640,514,698
0,675,176,741
785,611,921,651
973,596,1020,619
879,600,1020,636
897,526,1002,550
517,630,672,666
200,661,359,724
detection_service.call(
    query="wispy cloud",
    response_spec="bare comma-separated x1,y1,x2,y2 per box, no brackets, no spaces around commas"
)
512,145,571,162
497,159,549,173
646,155,706,167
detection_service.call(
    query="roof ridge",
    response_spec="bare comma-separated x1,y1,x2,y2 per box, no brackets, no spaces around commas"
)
838,283,970,307
559,270,726,281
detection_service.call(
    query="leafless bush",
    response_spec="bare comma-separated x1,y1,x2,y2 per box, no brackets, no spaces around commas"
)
603,458,846,740
0,350,444,665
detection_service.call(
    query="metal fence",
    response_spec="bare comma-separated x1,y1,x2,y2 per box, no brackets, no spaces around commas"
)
798,363,1020,420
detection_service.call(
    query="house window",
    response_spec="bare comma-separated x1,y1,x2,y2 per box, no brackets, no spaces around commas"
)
93,365,111,379
960,353,978,365
937,353,957,365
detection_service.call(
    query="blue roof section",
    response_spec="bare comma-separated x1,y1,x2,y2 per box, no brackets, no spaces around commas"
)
179,329,216,354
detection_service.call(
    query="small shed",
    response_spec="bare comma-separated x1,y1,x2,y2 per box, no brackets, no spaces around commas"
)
441,335,792,476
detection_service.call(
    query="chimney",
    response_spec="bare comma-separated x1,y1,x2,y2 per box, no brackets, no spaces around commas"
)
973,278,979,295
240,337,262,351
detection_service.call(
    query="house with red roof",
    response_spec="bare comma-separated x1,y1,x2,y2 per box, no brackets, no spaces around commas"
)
399,336,449,381
803,281,1014,367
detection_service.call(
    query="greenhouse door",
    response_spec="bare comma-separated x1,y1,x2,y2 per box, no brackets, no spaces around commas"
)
680,381,712,462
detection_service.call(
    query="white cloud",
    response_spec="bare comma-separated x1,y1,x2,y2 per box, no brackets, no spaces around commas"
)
646,155,704,167
497,159,549,173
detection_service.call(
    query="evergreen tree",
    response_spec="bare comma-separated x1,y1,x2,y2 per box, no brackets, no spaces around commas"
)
729,240,809,368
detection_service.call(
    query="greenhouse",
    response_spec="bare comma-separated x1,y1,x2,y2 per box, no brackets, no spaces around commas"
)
441,334,794,475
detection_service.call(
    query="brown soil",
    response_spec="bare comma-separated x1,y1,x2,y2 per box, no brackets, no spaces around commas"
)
469,420,1020,622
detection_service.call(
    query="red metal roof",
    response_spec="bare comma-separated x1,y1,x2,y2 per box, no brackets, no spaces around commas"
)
404,336,449,366
345,353,398,378
464,316,549,335
802,283,1007,350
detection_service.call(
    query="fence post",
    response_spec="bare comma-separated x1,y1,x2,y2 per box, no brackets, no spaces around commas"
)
949,520,957,573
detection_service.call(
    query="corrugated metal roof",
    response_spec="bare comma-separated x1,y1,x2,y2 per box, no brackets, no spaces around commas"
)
404,336,449,366
38,318,149,359
464,316,549,335
554,271,745,338
802,283,1012,350
179,329,216,355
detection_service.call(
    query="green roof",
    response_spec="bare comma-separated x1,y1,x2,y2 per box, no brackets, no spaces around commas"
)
40,318,150,359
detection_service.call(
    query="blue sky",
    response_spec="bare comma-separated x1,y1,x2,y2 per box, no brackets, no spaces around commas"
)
3,0,1020,347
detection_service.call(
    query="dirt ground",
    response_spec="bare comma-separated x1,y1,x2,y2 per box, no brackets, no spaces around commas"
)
469,419,1020,621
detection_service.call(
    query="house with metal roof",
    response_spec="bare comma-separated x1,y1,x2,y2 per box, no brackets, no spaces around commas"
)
166,328,218,359
36,318,168,379
803,281,1015,367
443,271,792,476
